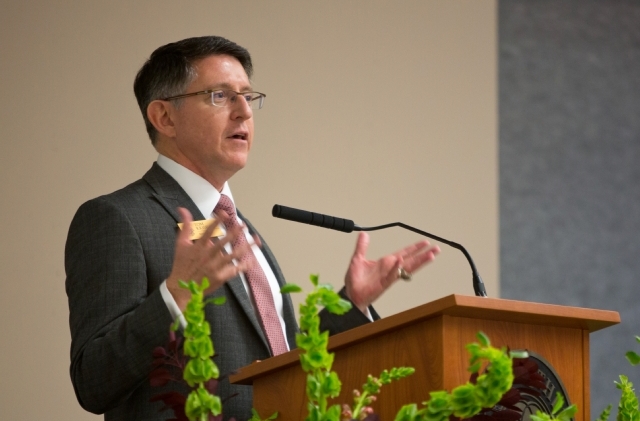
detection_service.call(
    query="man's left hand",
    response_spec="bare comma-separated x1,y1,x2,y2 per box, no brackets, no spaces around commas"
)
344,232,440,313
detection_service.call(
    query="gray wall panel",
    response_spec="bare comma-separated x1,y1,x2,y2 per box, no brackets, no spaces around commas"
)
499,0,640,415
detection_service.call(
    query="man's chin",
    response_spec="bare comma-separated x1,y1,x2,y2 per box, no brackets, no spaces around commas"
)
220,156,248,176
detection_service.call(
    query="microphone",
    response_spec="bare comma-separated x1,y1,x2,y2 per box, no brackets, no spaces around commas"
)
272,204,355,233
272,204,488,297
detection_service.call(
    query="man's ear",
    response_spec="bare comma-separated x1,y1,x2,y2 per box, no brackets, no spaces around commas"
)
147,100,177,138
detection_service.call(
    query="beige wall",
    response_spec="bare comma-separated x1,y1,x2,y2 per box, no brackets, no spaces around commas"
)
0,2,497,420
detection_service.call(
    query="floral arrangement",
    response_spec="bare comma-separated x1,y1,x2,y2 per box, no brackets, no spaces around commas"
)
393,332,521,421
591,336,640,421
150,278,229,421
281,275,521,421
527,336,640,421
150,274,539,421
280,275,415,421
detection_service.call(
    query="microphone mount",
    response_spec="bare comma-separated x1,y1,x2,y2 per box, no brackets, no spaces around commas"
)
272,204,488,297
353,222,487,297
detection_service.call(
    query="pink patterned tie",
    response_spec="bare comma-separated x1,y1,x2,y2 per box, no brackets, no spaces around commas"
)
215,194,289,356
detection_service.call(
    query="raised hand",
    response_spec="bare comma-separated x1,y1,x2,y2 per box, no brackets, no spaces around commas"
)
344,232,440,313
166,207,255,310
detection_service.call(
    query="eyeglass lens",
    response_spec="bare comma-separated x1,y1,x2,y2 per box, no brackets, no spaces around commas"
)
210,90,264,110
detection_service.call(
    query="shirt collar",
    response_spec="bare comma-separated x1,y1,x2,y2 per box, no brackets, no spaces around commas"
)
157,154,236,218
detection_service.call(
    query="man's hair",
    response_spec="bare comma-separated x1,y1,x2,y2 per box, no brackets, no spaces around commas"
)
133,36,253,144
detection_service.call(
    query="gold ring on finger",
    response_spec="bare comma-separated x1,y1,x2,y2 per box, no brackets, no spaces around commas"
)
398,267,412,281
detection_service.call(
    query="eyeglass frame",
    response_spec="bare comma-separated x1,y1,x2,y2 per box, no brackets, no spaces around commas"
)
160,89,266,109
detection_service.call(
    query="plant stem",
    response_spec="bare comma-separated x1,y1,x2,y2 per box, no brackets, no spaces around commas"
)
352,391,370,419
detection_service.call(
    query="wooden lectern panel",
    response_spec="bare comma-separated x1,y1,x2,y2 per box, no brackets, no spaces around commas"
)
231,295,619,421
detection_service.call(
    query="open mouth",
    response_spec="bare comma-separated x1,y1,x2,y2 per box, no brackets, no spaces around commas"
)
229,133,248,140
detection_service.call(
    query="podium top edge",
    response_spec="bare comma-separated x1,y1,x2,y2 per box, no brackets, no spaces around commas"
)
444,294,621,327
230,295,620,385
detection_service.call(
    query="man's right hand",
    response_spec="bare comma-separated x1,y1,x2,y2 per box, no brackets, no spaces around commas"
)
166,207,254,311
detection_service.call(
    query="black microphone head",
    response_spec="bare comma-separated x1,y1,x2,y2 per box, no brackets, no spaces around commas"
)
272,204,355,233
272,204,284,218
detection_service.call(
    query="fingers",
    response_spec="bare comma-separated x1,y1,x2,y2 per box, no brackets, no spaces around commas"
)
401,244,440,274
176,207,194,245
396,240,430,260
194,215,223,248
384,256,403,286
200,235,256,296
214,208,228,221
251,233,262,248
383,239,441,278
353,232,370,258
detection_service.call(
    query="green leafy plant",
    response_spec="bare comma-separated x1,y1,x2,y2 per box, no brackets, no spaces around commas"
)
467,355,548,421
150,278,228,421
393,332,521,421
180,278,227,421
282,275,418,421
281,274,352,421
614,376,639,421
596,336,640,421
162,274,524,421
249,408,279,421
343,367,416,420
596,404,613,421
625,337,640,367
530,393,577,421
281,276,519,421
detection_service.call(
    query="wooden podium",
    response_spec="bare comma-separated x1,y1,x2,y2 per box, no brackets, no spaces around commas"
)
230,295,619,421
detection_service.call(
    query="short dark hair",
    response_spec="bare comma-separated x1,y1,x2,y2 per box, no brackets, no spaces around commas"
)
133,36,253,144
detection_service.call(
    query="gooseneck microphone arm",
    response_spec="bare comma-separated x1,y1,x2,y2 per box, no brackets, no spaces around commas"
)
272,204,488,297
353,222,487,297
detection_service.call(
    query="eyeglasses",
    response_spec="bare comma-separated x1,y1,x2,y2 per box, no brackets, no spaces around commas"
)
161,89,266,110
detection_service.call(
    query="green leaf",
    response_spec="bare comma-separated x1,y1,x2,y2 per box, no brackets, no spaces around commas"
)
250,408,261,421
383,367,415,383
394,404,419,421
636,336,640,344
451,383,482,418
203,296,226,306
325,300,352,315
596,404,612,421
249,409,278,421
509,350,529,359
321,371,342,398
170,317,181,331
626,351,640,366
468,362,481,373
281,283,303,294
556,404,577,421
306,374,322,401
552,393,565,415
309,274,319,286
477,331,490,347
317,283,334,292
324,404,341,421
307,405,321,421
531,412,552,421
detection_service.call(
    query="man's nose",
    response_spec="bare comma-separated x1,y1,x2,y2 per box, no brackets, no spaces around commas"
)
230,95,253,119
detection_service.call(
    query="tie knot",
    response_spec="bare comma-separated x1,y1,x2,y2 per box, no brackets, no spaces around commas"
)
215,194,236,217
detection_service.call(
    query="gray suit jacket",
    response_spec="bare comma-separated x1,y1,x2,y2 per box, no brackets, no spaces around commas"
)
65,163,374,421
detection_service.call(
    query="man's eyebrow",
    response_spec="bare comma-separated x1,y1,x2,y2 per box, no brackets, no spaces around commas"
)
208,82,253,92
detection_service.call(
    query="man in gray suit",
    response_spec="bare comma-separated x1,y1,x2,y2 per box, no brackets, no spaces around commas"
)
65,36,440,421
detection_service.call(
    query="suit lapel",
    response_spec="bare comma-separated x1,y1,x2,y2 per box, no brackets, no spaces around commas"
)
143,163,204,223
142,163,269,350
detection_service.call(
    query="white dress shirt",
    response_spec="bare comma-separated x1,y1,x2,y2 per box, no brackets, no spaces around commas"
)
156,154,290,350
